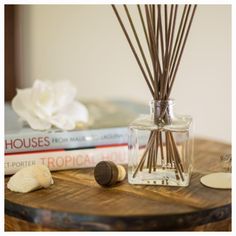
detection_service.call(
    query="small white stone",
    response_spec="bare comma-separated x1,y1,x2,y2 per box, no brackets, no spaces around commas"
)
200,172,231,189
7,165,54,193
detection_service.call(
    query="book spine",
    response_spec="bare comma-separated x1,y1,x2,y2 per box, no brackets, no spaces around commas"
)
5,145,128,175
5,127,128,154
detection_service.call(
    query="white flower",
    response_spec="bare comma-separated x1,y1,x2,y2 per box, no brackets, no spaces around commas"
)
12,80,89,130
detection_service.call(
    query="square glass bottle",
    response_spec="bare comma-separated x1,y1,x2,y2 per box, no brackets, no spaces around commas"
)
128,100,194,186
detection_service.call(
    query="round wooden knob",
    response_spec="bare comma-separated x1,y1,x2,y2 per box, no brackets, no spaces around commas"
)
94,161,126,187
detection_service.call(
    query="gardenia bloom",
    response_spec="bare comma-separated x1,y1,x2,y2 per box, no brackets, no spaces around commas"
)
12,80,89,130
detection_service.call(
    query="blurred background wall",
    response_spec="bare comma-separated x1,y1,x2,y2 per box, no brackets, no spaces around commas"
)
9,5,231,143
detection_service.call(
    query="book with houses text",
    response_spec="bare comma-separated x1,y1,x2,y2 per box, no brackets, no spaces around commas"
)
5,100,147,154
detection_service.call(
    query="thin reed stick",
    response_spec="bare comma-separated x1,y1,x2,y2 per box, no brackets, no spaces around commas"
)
145,6,160,97
157,5,165,74
159,132,164,166
169,5,188,74
168,5,197,96
162,5,174,97
163,5,178,98
137,5,153,64
132,131,156,178
111,5,154,97
124,5,155,90
169,5,192,84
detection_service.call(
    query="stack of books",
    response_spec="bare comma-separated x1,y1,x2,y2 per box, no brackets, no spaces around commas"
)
5,100,147,175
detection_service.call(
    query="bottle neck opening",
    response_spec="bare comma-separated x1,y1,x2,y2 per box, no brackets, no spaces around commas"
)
149,99,174,125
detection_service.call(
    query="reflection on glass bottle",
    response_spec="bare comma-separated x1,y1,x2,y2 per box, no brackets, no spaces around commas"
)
128,100,194,186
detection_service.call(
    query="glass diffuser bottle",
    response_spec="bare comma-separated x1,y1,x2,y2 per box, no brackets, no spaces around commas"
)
128,100,194,186
112,4,197,186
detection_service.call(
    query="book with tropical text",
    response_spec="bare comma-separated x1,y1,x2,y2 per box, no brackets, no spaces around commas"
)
5,144,128,175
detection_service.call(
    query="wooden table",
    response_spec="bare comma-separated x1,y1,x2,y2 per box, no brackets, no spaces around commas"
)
5,139,231,231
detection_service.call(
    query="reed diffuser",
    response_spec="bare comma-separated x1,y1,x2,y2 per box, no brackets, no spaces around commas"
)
112,4,197,186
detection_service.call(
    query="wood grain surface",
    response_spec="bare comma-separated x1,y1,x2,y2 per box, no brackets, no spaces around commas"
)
5,138,231,231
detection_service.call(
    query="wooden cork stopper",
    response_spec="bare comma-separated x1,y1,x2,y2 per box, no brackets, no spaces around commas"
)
94,161,126,187
117,165,126,182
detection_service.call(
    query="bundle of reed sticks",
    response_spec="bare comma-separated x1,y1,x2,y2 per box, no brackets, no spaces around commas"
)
112,4,197,183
